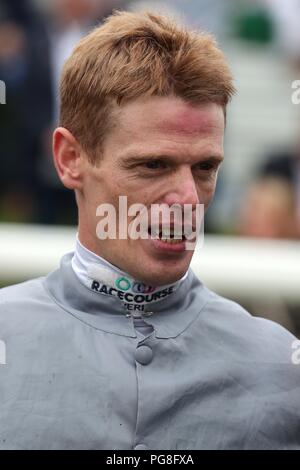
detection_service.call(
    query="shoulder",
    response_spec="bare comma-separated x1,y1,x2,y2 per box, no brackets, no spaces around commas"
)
198,286,296,364
0,277,47,305
0,277,54,333
203,292,300,449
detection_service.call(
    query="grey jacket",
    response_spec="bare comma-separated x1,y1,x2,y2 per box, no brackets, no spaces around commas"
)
0,253,299,450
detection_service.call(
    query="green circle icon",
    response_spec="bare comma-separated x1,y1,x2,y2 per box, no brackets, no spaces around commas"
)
116,277,131,291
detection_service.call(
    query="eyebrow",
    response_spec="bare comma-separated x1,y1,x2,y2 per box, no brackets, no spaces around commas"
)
120,153,224,169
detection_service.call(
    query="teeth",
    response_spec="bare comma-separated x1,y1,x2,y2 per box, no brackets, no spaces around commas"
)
173,230,184,238
163,230,183,238
150,227,184,238
150,227,160,238
161,228,171,238
160,238,183,244
149,226,185,243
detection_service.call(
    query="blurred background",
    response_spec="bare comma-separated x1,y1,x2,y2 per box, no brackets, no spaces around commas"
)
1,0,300,335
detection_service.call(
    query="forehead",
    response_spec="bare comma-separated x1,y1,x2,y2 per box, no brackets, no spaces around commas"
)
117,96,224,137
104,96,225,161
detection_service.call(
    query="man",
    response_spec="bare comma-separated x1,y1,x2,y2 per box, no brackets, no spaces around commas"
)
0,10,299,450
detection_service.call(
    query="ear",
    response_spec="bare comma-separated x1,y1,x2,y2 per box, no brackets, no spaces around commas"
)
53,127,84,190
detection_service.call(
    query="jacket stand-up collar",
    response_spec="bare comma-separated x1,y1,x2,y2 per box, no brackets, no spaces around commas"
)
44,253,211,339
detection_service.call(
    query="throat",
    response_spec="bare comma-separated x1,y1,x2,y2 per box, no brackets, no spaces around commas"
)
71,235,188,312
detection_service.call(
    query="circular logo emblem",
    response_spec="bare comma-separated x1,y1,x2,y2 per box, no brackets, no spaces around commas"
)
116,277,131,291
132,282,156,294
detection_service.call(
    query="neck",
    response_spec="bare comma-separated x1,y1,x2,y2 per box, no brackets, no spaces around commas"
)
71,235,188,314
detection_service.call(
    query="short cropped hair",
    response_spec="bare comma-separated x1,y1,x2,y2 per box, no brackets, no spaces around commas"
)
60,10,235,164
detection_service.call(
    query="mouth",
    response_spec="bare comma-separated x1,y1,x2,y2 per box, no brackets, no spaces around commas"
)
147,225,193,245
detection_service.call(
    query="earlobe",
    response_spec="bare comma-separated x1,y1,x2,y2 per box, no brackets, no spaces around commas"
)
53,127,83,190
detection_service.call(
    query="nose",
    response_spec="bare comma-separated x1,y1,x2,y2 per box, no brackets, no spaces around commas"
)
163,166,200,208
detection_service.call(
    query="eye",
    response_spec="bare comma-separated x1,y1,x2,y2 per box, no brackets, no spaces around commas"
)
143,159,167,170
194,160,220,172
197,162,214,171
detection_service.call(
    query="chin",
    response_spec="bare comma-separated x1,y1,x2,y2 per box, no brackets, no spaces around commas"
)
157,271,187,286
139,263,190,287
123,245,193,286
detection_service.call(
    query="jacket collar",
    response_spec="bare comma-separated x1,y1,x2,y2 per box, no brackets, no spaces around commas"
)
44,252,211,338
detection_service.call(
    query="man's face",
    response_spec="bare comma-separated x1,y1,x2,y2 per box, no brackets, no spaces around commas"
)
78,96,224,285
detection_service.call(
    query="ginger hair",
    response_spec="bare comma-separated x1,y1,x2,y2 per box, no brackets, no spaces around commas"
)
60,10,235,163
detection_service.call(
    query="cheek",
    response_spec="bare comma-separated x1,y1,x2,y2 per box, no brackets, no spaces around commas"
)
120,184,153,208
196,178,218,205
85,174,116,204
